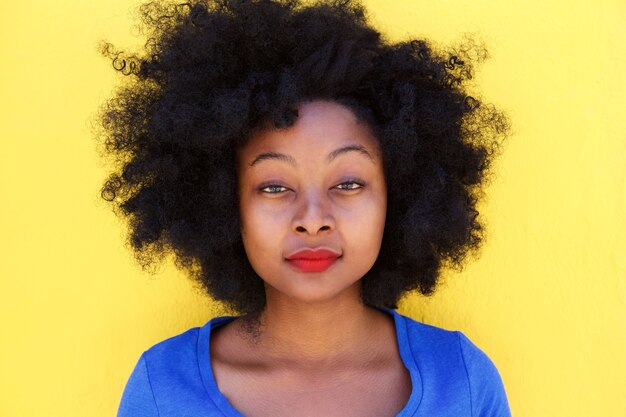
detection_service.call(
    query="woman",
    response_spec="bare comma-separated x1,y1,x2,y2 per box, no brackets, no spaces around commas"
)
96,1,511,415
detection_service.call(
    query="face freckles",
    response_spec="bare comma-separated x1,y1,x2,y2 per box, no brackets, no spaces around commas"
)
236,100,387,305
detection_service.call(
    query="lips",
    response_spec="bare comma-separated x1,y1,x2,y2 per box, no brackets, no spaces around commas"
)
285,248,341,273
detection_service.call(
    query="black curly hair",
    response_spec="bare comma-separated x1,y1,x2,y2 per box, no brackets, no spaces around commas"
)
95,0,509,319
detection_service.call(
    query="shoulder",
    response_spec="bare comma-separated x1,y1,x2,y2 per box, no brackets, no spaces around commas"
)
116,326,204,417
396,311,512,416
395,311,463,363
454,331,512,417
133,324,206,394
117,318,232,417
142,325,202,365
141,315,236,365
397,311,502,373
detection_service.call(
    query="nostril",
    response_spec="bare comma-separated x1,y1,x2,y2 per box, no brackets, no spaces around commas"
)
319,225,330,231
296,226,307,232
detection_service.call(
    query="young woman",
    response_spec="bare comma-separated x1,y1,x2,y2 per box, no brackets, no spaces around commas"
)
96,1,511,416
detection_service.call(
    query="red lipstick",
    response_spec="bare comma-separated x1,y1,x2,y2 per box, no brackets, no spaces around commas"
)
285,248,341,273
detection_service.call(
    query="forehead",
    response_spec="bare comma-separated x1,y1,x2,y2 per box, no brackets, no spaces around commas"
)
238,100,381,161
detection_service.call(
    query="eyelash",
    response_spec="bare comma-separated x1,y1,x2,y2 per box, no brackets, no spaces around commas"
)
259,180,365,194
334,180,364,191
260,184,289,193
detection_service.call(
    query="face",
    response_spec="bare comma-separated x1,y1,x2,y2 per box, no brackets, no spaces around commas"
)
236,100,387,306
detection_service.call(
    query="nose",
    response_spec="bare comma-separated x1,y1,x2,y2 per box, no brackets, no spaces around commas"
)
291,188,335,235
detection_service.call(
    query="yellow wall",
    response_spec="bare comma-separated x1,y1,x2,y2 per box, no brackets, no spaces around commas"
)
0,0,624,416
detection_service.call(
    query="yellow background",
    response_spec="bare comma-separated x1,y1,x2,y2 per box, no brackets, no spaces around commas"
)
1,0,624,415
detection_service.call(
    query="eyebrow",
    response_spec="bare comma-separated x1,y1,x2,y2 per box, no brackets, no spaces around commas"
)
249,152,297,167
249,144,374,167
328,145,374,163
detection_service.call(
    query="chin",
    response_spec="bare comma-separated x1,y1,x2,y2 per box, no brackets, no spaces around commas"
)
265,278,363,306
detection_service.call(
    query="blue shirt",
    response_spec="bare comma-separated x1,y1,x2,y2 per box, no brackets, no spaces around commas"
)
117,307,511,416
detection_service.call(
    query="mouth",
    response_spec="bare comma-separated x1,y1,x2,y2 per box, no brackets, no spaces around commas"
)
285,248,342,273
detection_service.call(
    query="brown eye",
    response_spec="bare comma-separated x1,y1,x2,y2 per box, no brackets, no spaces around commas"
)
334,181,364,191
259,184,289,193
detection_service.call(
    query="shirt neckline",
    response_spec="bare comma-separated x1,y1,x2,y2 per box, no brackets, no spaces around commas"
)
197,306,423,416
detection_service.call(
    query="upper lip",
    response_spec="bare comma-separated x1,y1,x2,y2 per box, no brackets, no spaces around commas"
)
285,247,342,260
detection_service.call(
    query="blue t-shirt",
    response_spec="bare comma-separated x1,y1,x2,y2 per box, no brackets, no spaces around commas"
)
117,307,511,416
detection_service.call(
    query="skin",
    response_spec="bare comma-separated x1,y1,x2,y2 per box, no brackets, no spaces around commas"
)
210,100,412,417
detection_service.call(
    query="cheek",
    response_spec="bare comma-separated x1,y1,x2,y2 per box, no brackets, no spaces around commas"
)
239,200,283,262
240,208,262,248
346,195,387,253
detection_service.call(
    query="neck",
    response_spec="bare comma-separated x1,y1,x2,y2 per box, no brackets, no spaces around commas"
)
249,284,384,368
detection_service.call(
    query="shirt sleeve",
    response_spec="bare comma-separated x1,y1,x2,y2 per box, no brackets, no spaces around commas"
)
457,332,512,417
116,353,160,417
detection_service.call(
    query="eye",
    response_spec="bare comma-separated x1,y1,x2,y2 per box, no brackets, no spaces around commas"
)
259,184,289,194
334,180,364,191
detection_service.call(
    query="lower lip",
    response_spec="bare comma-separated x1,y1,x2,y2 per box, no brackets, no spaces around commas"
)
286,257,339,272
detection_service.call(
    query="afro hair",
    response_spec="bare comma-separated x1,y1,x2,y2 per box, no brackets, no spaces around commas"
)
95,0,509,317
